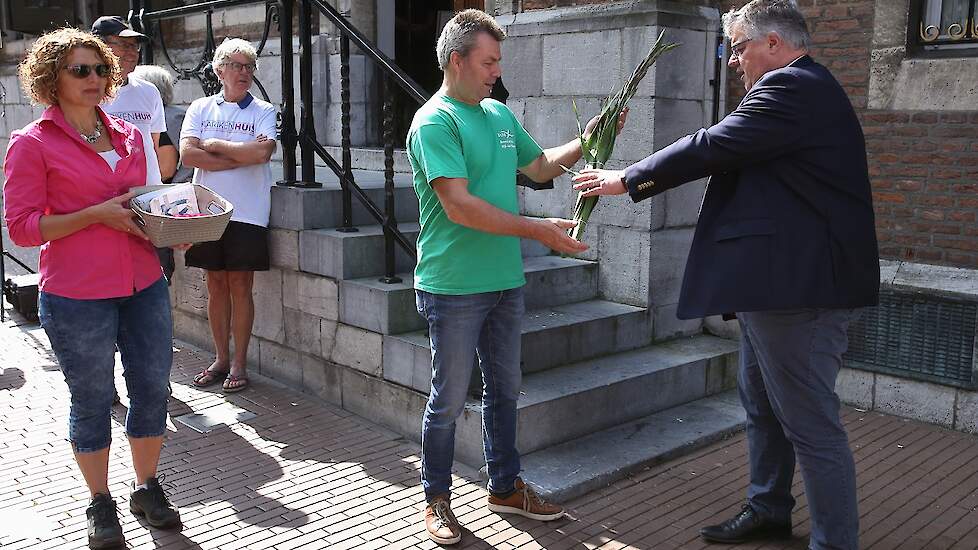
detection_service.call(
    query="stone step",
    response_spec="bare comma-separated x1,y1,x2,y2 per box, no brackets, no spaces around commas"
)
339,256,599,334
299,223,420,280
454,335,740,468
269,166,419,231
382,298,652,394
520,390,746,502
321,146,412,173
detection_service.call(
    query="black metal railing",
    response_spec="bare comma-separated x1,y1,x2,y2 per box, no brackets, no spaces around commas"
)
131,0,426,282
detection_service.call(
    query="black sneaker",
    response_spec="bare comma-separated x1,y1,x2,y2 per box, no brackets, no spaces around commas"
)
129,475,181,529
86,493,124,549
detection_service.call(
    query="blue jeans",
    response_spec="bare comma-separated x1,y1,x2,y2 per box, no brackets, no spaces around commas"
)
416,288,524,501
738,308,860,550
39,277,174,453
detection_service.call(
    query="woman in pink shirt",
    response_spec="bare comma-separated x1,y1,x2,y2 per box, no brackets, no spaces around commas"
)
3,28,180,548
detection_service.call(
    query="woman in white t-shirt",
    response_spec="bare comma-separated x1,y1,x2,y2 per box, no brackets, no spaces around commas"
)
180,38,277,394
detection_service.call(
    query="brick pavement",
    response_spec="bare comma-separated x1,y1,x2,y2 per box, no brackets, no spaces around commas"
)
3,306,978,550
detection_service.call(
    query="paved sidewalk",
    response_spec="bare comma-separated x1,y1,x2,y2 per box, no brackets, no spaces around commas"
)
2,306,978,550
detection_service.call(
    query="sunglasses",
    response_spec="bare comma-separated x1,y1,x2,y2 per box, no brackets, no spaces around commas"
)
63,64,112,79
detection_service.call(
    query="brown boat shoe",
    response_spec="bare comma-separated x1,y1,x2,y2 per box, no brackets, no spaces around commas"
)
424,494,462,545
487,478,564,521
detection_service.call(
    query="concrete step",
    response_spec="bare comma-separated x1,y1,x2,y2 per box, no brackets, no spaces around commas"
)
269,167,418,231
382,298,652,393
339,256,599,334
299,223,420,280
452,335,739,465
520,390,746,502
321,146,412,173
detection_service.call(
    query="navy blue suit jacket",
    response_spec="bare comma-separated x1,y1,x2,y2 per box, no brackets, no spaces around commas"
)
624,56,879,319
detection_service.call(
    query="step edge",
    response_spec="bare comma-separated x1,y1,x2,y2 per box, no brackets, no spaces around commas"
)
520,391,747,502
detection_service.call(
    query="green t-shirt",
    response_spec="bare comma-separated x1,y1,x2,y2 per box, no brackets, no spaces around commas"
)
407,94,543,295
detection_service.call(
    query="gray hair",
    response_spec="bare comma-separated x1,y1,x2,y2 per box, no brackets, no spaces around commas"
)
436,9,506,70
722,0,811,50
131,65,174,105
213,37,258,69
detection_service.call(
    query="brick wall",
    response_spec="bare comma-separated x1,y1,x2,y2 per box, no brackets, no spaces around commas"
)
523,0,978,269
779,0,977,268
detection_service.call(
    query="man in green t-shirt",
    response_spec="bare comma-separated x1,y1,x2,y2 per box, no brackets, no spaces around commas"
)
407,9,625,546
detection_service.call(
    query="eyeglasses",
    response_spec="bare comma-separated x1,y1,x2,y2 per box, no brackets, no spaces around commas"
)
62,64,112,79
105,40,141,53
223,61,257,73
729,38,755,60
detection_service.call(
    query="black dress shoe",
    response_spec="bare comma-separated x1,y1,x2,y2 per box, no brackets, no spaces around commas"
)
700,504,792,543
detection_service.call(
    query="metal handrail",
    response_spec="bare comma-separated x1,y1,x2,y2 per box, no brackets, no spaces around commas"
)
304,136,417,261
135,0,421,277
305,0,428,106
141,0,271,21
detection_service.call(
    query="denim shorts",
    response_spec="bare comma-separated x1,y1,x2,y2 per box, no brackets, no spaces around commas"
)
39,277,173,453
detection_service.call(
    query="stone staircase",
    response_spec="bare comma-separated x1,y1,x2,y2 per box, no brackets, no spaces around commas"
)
171,148,743,501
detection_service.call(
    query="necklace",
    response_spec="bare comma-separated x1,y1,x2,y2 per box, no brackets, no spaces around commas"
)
78,118,103,144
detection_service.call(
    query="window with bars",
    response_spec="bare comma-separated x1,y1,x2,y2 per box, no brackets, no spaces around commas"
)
911,0,978,55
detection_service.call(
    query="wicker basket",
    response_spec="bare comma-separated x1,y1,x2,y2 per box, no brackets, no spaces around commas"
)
130,184,233,248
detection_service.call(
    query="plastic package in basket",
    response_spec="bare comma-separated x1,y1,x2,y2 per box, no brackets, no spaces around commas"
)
130,184,234,247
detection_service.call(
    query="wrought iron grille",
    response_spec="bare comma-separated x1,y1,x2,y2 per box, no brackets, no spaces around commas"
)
845,289,978,389
913,0,978,51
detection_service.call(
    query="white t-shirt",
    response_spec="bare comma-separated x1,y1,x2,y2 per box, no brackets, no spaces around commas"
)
102,76,166,186
181,92,277,227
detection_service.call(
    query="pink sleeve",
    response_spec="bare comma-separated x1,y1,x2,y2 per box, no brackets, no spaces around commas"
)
3,132,48,247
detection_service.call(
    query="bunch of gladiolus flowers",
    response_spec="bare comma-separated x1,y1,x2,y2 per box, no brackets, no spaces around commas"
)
567,31,679,240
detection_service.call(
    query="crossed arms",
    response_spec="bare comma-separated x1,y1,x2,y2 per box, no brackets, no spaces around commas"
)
180,135,276,172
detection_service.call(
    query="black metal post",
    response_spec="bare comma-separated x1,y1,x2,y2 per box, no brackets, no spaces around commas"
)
140,1,154,65
276,0,298,185
336,34,357,232
128,0,145,63
296,0,319,187
380,76,401,284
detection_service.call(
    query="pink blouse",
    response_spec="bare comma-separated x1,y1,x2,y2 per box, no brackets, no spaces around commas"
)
3,105,162,300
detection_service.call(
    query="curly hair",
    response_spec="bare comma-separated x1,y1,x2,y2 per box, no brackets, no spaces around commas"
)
18,27,122,106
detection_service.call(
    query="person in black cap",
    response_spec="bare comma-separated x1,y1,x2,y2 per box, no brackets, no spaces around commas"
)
92,16,167,187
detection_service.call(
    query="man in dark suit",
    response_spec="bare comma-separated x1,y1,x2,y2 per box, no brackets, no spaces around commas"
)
572,1,877,548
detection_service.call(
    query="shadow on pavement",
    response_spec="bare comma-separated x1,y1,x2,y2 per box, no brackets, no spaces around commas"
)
0,367,25,391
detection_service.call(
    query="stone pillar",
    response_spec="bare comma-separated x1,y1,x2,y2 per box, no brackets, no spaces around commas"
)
498,2,721,340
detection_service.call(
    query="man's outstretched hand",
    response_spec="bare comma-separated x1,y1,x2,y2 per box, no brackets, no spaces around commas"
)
572,169,629,197
533,218,588,255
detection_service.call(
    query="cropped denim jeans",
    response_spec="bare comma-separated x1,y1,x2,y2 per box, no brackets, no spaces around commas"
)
39,277,173,453
416,287,524,501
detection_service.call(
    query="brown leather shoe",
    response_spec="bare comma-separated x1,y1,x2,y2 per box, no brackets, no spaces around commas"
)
424,494,461,545
487,478,564,521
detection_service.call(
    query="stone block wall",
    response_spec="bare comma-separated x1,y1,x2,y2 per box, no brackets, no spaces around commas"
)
498,2,722,340
168,240,381,408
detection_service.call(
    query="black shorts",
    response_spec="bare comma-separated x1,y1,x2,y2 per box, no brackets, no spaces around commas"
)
184,221,270,272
